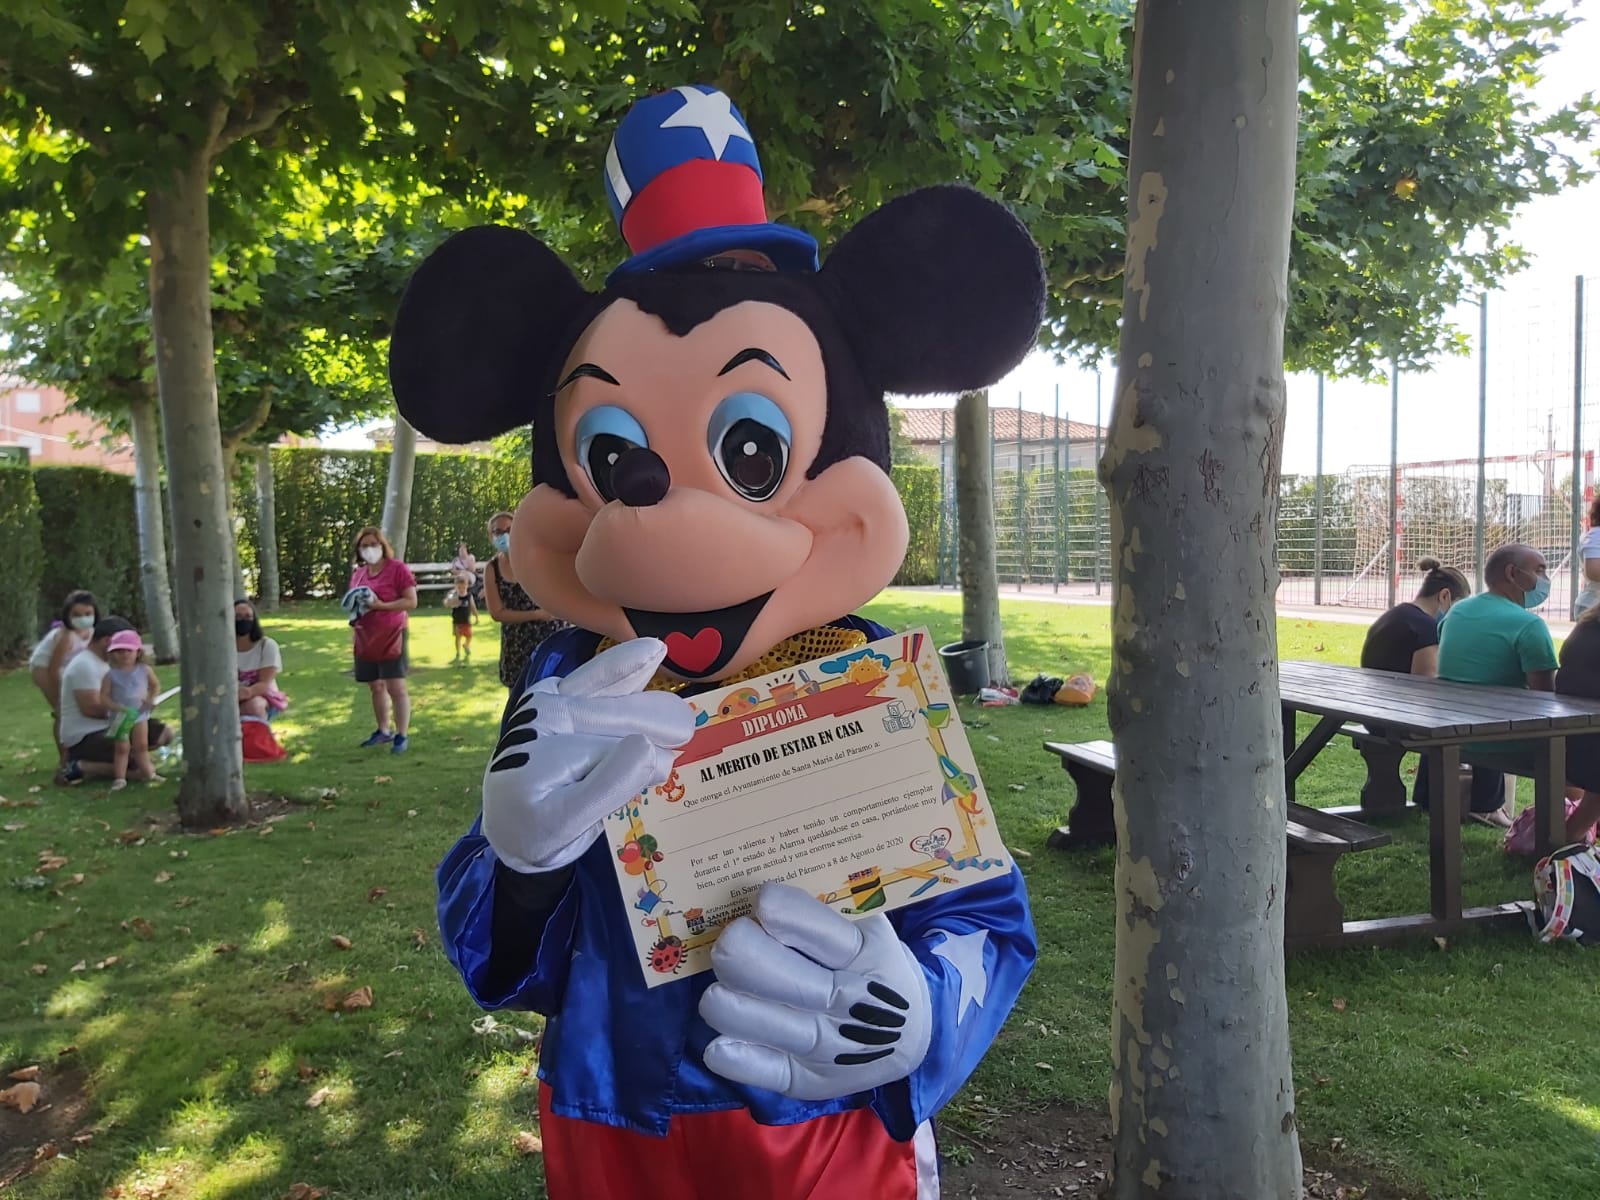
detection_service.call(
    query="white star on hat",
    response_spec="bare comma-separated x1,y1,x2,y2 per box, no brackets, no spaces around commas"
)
659,85,753,160
930,928,990,1022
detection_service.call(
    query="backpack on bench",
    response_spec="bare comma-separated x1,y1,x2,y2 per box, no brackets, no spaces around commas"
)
1531,843,1600,944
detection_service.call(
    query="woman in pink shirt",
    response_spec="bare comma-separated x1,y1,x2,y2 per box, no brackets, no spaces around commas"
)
347,526,417,754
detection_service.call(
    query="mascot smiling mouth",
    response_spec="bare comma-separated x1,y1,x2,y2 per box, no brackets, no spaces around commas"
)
624,593,774,679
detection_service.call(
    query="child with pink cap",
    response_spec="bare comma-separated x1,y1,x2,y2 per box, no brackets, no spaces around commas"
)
99,630,162,790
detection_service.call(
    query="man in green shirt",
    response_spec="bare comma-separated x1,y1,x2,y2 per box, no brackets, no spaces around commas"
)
1435,543,1557,823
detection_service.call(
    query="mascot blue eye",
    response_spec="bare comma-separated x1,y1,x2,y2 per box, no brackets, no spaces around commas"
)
576,406,649,503
707,392,791,502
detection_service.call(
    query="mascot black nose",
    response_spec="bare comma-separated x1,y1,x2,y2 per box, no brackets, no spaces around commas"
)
611,447,671,507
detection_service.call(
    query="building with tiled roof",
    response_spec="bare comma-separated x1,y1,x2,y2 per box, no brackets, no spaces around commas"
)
893,405,1106,476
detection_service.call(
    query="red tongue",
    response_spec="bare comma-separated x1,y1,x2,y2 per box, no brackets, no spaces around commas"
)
664,628,723,674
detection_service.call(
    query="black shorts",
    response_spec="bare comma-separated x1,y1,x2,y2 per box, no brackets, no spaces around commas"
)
354,631,409,683
72,720,169,764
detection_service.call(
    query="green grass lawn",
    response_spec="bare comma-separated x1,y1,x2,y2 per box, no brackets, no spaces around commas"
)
2,593,1596,1199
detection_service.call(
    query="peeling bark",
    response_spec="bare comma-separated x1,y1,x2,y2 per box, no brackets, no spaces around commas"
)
254,447,280,610
954,390,1008,687
1103,2,1301,1197
380,413,418,560
148,148,247,827
129,389,179,662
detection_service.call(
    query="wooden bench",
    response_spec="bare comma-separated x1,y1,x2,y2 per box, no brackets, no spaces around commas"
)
1043,740,1392,949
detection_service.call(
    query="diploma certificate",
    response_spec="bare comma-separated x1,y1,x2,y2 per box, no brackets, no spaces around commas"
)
603,627,1013,986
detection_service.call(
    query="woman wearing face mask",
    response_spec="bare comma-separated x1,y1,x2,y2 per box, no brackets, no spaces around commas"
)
235,599,288,720
348,526,418,753
30,590,100,771
483,510,567,688
1361,559,1472,809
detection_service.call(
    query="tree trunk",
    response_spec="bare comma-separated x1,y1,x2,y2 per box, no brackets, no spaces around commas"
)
148,150,247,828
1102,2,1301,1197
381,413,418,560
254,447,280,610
954,390,1007,687
129,389,180,663
222,444,248,600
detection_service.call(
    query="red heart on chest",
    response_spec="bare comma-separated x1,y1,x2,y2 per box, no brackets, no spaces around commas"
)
663,628,723,674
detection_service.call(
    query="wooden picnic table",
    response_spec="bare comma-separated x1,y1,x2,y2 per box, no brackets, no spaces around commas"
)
1279,660,1600,943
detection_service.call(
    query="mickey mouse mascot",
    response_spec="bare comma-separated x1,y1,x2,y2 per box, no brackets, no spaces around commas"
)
390,85,1043,1200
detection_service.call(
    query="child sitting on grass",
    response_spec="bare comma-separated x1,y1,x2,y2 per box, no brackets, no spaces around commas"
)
444,569,479,664
100,630,162,790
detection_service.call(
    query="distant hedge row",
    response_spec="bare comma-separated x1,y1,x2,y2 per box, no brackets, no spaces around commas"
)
4,452,943,661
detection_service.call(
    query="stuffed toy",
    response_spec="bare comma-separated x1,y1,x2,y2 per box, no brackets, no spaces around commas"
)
390,84,1045,1200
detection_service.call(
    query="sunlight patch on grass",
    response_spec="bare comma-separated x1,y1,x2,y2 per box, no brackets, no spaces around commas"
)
246,898,293,953
383,1113,428,1152
163,1096,235,1149
44,976,109,1020
1538,1090,1600,1134
188,1132,285,1200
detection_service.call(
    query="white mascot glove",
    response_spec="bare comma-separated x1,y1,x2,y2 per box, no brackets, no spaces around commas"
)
699,882,933,1100
482,638,694,873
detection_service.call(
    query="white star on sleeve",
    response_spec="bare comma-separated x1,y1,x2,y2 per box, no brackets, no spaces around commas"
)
929,928,990,1021
658,86,753,160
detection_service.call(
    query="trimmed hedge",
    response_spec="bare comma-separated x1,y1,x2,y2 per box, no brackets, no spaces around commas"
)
238,448,531,598
891,465,940,586
32,466,146,631
0,465,43,660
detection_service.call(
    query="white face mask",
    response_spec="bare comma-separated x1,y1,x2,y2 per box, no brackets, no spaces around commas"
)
69,614,95,632
360,545,383,564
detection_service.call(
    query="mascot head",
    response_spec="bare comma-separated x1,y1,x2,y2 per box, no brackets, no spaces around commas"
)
390,85,1044,682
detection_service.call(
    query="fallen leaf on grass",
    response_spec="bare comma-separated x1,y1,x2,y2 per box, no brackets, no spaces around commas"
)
1032,1061,1054,1071
94,956,120,970
0,1081,42,1112
154,871,173,884
33,1141,57,1161
305,1087,333,1109
27,786,43,795
57,1045,77,1057
1008,846,1032,859
1332,997,1347,1012
117,830,144,845
3,822,26,832
341,985,373,1011
38,852,68,872
70,960,86,972
412,928,428,949
1433,936,1449,951
173,896,195,909
283,1186,327,1200
372,775,393,785
330,935,352,951
366,887,387,902
321,993,340,1012
213,943,238,955
66,873,85,886
129,918,155,940
29,963,47,975
258,825,274,837
10,1066,40,1081
511,1131,543,1156
169,849,188,859
318,788,339,801
296,1061,318,1081
406,809,418,818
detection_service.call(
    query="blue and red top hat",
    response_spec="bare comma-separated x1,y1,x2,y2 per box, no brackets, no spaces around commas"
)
604,85,819,281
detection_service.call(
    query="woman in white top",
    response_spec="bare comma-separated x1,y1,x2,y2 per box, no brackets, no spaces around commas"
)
30,590,99,769
235,599,288,720
1579,496,1600,616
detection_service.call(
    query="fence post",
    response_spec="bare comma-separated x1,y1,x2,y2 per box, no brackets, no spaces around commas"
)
1094,370,1104,595
1054,383,1063,592
1573,275,1587,618
1313,373,1325,606
1017,391,1025,591
1475,293,1488,594
1389,361,1400,610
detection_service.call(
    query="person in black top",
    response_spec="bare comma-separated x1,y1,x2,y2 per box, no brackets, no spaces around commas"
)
1553,606,1600,844
1361,557,1469,676
1361,558,1477,812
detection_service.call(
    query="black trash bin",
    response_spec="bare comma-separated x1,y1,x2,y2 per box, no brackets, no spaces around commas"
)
938,640,990,695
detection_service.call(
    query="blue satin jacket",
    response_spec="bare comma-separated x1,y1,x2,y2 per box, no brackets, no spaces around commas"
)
436,620,1037,1139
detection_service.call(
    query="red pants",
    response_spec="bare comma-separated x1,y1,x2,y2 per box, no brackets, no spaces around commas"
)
537,1084,937,1199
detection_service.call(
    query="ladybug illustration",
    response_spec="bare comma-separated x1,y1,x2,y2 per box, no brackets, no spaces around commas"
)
648,935,686,974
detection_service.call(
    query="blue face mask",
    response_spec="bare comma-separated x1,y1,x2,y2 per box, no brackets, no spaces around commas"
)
492,533,511,554
1520,572,1551,610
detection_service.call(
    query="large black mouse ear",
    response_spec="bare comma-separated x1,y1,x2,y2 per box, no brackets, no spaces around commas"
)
821,185,1045,395
388,226,591,443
